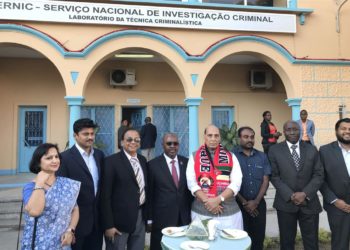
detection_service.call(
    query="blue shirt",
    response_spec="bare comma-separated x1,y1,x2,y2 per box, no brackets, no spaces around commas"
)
233,146,271,200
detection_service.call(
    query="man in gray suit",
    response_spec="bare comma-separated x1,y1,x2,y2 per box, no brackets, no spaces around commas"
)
320,118,350,250
269,120,324,250
297,110,315,145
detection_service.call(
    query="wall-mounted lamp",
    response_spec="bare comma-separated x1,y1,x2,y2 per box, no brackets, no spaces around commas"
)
339,104,346,119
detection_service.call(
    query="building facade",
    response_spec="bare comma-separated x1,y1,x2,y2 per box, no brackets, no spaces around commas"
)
0,0,349,174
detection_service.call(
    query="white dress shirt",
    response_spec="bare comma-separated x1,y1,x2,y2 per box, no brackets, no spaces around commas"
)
75,143,99,195
339,142,350,177
186,152,242,196
123,150,146,189
163,153,180,181
286,141,300,157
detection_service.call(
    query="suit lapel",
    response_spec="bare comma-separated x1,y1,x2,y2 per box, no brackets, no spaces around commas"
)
120,150,139,186
159,156,175,189
298,142,306,171
281,141,299,172
93,150,99,176
178,157,187,190
71,146,94,179
331,142,350,178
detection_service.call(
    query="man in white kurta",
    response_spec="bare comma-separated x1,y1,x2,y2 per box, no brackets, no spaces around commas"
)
186,125,243,229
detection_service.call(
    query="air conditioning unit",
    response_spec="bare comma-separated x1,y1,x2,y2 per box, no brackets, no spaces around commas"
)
249,69,272,89
110,69,137,86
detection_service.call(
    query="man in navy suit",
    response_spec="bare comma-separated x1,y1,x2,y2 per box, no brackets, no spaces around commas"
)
147,133,192,250
140,117,157,161
57,118,104,250
320,118,350,250
101,128,147,250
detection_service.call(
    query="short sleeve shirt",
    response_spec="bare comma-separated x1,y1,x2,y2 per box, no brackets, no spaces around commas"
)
233,147,271,200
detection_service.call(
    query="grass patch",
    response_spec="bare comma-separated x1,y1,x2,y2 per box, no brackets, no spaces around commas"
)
263,229,331,250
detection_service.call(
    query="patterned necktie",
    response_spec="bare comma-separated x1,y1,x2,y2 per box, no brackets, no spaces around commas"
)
291,144,300,171
130,157,146,205
171,160,179,188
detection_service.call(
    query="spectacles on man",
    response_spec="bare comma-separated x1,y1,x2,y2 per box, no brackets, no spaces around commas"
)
165,141,179,146
125,137,141,143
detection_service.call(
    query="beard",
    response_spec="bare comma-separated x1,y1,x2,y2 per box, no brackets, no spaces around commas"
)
336,133,350,145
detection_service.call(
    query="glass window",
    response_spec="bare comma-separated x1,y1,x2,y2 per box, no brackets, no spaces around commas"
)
247,0,273,6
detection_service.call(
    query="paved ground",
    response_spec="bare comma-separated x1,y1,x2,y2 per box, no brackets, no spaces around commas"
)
0,174,330,249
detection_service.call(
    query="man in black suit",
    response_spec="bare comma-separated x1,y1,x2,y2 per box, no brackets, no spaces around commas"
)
57,118,104,250
101,128,147,250
147,133,192,250
269,120,323,250
140,117,157,161
320,118,350,250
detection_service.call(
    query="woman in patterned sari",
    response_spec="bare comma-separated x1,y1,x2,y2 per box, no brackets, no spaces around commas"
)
21,143,80,250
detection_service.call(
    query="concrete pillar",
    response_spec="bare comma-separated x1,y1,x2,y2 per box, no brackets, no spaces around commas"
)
285,98,302,121
184,97,203,156
65,96,85,147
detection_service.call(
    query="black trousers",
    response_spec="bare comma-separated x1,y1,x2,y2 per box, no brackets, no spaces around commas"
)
277,210,319,250
327,210,350,250
262,143,275,154
150,214,183,250
72,227,103,250
238,199,266,250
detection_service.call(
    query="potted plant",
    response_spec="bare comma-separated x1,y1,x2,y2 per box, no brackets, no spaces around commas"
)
219,121,239,151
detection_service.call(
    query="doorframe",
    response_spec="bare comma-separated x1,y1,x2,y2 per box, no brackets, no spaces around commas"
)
17,106,47,173
120,105,147,129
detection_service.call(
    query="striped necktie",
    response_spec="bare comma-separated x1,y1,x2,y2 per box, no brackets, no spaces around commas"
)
291,144,301,171
130,157,146,205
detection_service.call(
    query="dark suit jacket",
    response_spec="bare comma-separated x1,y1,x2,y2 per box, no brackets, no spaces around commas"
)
100,150,148,233
320,141,350,215
147,154,192,230
269,141,323,214
57,145,105,236
140,123,157,149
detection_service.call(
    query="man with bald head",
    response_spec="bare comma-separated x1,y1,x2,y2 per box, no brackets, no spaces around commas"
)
147,133,192,250
186,125,243,229
269,120,324,250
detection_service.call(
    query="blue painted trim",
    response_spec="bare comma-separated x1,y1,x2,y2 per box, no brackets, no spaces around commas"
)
70,71,79,85
65,96,85,106
111,0,312,14
185,98,203,155
1,24,350,65
285,98,301,121
0,169,17,176
184,97,203,106
299,14,305,25
65,96,85,147
191,74,199,86
288,0,297,8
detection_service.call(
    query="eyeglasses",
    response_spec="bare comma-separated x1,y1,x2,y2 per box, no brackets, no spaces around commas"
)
125,137,141,143
165,141,179,146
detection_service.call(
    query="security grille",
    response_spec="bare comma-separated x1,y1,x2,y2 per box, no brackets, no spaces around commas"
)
81,106,115,156
153,106,189,157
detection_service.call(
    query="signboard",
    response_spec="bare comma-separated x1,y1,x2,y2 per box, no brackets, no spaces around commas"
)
0,0,296,33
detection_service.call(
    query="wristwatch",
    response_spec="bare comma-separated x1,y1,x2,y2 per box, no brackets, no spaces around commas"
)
219,195,225,202
33,185,45,191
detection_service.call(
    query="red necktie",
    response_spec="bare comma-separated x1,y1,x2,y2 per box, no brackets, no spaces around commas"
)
171,160,179,188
